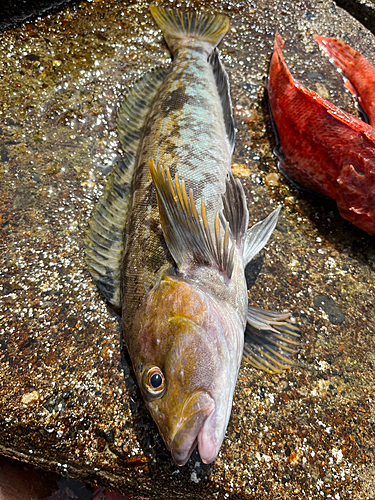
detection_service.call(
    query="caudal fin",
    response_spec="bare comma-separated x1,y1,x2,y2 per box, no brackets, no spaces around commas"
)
150,5,229,54
316,35,375,126
315,36,358,75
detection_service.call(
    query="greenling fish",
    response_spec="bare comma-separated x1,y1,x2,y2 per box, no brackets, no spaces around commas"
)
85,5,299,466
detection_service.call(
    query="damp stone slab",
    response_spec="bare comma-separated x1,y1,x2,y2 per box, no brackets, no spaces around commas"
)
0,0,374,498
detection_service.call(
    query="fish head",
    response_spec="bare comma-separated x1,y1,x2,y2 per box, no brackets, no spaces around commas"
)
130,275,240,466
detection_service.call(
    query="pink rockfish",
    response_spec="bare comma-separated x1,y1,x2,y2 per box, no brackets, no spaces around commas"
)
86,7,299,466
268,33,375,234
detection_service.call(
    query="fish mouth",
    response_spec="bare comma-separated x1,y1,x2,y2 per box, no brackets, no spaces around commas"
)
170,391,215,466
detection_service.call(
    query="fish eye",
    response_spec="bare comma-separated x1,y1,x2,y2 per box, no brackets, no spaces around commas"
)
143,366,166,398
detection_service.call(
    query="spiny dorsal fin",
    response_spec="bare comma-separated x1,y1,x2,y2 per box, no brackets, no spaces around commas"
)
150,5,229,48
244,305,300,374
209,49,235,152
221,172,249,250
85,67,168,307
243,207,281,265
149,159,236,279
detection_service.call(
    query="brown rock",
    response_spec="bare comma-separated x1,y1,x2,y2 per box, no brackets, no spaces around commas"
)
0,1,374,499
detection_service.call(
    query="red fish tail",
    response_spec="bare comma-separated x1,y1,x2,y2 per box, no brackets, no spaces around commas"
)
315,36,359,74
269,32,292,86
268,34,340,197
315,36,375,126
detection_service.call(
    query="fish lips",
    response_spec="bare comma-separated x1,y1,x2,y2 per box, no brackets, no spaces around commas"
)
170,390,215,466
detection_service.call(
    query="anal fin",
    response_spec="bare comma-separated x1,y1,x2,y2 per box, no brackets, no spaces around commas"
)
85,66,168,307
244,305,300,374
243,207,281,266
221,172,249,250
221,171,282,266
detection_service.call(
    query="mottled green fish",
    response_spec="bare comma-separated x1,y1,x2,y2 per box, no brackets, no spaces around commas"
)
85,5,299,466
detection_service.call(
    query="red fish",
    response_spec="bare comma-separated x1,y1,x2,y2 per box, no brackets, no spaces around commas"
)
268,33,375,234
315,36,375,127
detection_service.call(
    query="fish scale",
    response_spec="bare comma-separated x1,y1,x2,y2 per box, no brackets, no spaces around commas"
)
141,47,230,215
121,43,233,327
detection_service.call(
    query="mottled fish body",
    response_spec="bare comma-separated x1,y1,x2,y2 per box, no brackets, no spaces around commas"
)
85,7,299,466
121,10,239,333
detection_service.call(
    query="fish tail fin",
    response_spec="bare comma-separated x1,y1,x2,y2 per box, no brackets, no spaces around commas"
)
315,36,358,75
150,5,229,54
315,35,375,125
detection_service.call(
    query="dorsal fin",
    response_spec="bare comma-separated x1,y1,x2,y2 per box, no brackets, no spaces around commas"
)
209,49,236,152
85,156,132,307
85,67,168,307
149,160,236,280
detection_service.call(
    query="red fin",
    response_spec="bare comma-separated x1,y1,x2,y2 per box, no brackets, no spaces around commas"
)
315,36,359,75
344,79,359,99
316,36,375,127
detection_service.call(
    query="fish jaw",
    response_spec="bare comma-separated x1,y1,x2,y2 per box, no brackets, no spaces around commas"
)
197,408,220,464
171,400,220,466
169,390,215,466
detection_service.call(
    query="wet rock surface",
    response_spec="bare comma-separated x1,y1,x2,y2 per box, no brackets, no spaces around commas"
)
0,0,374,498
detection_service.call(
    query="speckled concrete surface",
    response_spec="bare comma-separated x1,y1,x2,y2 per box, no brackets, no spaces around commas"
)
0,1,374,498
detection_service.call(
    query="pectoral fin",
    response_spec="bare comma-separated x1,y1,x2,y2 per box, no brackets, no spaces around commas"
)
149,160,236,279
243,207,281,265
243,305,300,374
209,49,235,152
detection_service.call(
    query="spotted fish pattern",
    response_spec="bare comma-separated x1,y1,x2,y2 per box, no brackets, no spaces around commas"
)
121,33,235,330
